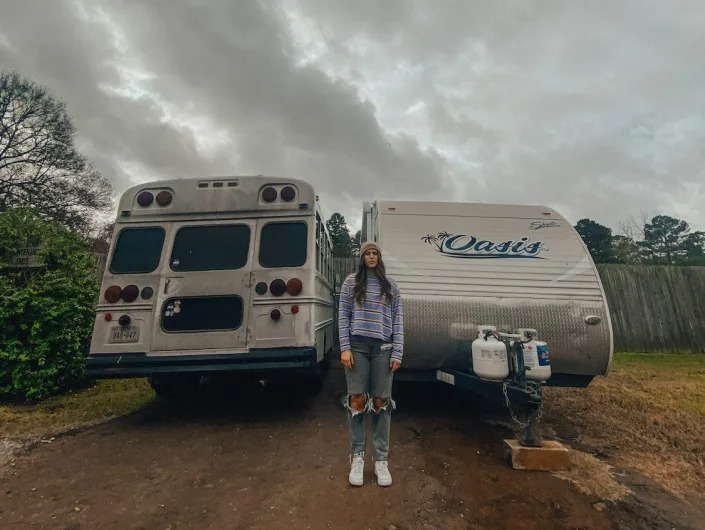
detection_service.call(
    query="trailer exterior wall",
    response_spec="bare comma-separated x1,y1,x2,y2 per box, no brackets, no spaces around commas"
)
370,201,613,377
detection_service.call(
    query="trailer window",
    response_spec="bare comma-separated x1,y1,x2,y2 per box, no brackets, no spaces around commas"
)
259,221,308,268
110,227,165,274
170,225,250,271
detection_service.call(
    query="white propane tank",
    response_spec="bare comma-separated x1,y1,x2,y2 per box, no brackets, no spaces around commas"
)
521,332,552,382
471,325,509,380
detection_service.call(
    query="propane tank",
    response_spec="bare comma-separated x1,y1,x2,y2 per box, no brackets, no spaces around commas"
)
471,325,509,380
518,329,551,381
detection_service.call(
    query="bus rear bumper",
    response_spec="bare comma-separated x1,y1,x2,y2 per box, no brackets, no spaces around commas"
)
85,348,318,379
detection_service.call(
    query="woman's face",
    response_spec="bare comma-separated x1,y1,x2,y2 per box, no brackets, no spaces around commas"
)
364,249,379,269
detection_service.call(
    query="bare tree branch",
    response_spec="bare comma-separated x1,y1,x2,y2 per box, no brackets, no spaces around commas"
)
0,70,112,233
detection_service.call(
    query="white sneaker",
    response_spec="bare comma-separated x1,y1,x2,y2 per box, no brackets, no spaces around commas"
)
349,454,364,486
374,460,392,487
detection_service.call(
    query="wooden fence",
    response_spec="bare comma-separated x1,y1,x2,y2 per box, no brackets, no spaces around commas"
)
597,264,705,353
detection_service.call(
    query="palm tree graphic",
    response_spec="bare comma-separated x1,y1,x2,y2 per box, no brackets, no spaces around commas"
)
422,233,451,253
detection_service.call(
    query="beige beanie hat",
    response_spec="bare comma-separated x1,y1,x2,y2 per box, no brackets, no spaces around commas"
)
360,241,381,256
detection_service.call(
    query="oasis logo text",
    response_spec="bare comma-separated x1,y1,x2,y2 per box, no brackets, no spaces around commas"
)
421,232,545,259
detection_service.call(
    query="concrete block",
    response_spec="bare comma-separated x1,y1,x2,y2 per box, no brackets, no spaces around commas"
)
503,439,571,471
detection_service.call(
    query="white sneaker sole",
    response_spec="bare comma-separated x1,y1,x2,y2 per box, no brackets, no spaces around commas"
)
349,476,363,487
375,473,392,487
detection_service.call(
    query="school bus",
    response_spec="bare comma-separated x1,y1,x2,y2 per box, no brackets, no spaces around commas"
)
86,176,335,396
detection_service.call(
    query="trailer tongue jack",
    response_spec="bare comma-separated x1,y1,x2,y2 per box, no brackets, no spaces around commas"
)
436,329,571,470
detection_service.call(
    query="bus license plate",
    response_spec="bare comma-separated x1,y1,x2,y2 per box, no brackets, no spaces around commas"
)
110,326,140,343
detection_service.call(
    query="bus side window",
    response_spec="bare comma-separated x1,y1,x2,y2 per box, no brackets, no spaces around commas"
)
315,215,321,271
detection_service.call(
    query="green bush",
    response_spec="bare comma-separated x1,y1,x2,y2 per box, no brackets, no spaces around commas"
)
0,208,99,401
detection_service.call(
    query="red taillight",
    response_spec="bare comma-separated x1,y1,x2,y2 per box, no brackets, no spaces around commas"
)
136,191,153,207
286,278,302,296
270,279,286,296
104,285,122,303
121,285,139,302
291,305,299,314
262,187,277,202
104,313,113,322
156,190,173,206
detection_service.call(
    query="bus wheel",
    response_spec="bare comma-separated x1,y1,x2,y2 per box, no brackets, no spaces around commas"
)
149,373,201,400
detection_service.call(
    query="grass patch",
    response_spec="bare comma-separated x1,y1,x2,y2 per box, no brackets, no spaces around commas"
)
0,379,155,440
544,352,705,501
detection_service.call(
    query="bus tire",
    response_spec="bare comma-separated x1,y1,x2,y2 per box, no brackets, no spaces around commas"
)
149,373,201,400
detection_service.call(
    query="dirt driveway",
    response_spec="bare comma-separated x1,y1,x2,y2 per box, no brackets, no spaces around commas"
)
0,366,691,529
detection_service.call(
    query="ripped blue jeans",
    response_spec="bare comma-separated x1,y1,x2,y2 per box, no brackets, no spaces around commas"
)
344,336,395,462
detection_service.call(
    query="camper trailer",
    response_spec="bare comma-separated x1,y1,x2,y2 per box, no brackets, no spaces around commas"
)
361,201,613,388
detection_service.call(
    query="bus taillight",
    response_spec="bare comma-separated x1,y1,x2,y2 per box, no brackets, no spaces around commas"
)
136,191,153,207
281,186,296,202
286,278,302,296
270,279,286,296
262,187,277,202
156,190,173,206
121,285,139,302
255,282,268,295
270,309,281,321
104,285,122,303
291,305,299,314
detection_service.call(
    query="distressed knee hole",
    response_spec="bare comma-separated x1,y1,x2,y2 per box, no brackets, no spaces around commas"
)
349,394,367,412
373,397,389,411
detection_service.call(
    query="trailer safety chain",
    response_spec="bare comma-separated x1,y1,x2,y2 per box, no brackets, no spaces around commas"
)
502,381,543,428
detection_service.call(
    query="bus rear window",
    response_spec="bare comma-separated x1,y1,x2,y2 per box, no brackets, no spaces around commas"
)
161,296,243,332
110,227,165,274
171,225,250,271
259,222,308,268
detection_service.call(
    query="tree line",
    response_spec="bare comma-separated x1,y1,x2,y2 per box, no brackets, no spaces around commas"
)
575,216,705,265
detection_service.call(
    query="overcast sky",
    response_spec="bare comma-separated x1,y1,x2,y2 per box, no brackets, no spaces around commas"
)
2,0,704,232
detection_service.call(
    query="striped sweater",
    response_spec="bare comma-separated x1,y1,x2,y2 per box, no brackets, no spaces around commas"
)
338,274,404,363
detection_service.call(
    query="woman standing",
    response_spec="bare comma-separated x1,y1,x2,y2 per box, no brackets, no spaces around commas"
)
338,241,404,487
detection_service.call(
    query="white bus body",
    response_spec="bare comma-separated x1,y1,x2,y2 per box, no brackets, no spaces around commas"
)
86,177,335,388
362,201,613,386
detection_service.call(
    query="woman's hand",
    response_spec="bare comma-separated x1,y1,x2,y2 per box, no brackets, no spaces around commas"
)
390,361,401,372
341,350,354,369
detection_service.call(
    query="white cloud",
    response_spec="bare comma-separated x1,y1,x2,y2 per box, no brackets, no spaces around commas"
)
1,0,703,233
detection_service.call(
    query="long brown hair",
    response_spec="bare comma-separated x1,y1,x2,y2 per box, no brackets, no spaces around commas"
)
353,251,393,304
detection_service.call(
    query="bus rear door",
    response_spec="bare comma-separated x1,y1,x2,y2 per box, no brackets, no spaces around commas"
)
150,221,255,352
